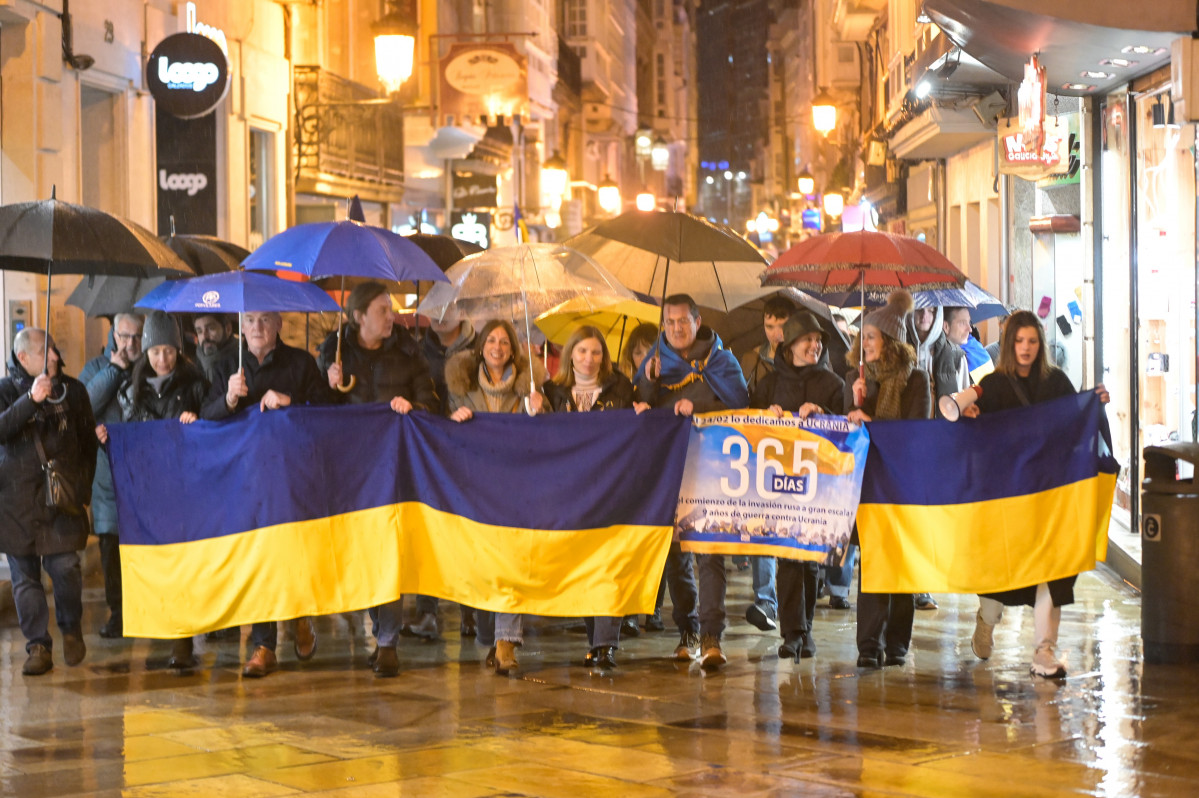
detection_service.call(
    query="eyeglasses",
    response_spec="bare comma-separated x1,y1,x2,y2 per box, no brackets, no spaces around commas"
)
115,333,143,342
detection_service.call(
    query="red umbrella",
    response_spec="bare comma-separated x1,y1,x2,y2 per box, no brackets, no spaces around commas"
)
761,230,966,306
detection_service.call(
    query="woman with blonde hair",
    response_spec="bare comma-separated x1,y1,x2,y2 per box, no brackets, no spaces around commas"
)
445,318,545,675
542,326,635,670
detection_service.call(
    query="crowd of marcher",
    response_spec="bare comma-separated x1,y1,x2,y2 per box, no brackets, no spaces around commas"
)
0,284,1107,681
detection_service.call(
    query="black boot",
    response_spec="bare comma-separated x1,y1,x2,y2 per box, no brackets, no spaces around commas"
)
98,535,123,638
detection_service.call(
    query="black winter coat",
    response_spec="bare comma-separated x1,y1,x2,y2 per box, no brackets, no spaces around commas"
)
543,371,635,412
750,358,845,415
202,340,330,420
317,326,437,410
118,360,210,422
0,353,98,556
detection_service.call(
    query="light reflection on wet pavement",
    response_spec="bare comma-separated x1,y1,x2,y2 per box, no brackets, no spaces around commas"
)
0,559,1194,796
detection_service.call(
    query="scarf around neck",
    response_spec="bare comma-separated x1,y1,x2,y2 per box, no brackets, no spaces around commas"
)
865,358,913,420
479,362,516,413
571,370,601,412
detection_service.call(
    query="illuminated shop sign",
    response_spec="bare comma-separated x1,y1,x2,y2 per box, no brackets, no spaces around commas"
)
146,33,230,118
185,2,229,55
998,116,1070,180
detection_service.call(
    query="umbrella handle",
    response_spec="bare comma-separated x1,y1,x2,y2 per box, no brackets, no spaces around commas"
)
333,296,357,393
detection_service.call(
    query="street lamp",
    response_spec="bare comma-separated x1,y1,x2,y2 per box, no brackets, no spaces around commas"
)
822,190,845,218
597,175,621,215
651,136,669,171
797,169,815,196
812,88,837,136
372,7,417,94
541,150,569,200
636,190,656,212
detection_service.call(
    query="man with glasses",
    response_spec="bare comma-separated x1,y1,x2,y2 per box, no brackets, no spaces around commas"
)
80,312,144,639
202,311,331,677
634,294,749,671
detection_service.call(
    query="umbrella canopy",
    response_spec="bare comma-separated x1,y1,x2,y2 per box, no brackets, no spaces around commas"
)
534,295,661,360
136,270,340,315
565,210,771,312
404,233,483,271
417,243,635,328
242,220,447,284
0,195,190,278
761,230,967,306
66,275,168,318
161,234,249,275
912,279,1006,323
702,288,850,369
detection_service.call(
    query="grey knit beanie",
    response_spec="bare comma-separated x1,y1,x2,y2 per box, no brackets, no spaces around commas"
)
863,290,913,345
141,310,182,352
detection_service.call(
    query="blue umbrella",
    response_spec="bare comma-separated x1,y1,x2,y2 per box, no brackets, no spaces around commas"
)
240,219,447,284
912,279,1006,323
137,270,340,373
242,207,448,393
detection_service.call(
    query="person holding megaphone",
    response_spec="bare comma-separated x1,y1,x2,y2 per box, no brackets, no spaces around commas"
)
958,309,1109,679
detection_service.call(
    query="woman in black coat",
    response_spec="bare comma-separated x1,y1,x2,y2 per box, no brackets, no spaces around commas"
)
963,310,1109,679
543,325,635,670
108,312,208,670
750,311,844,661
844,291,931,669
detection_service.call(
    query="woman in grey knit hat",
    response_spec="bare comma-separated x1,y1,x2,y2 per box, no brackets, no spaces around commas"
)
844,290,931,669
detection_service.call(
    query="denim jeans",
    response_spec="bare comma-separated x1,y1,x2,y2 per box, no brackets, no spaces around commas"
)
375,599,405,647
414,594,439,615
663,543,698,635
696,553,727,640
750,555,777,612
585,616,621,649
6,551,83,652
823,544,858,599
475,611,523,645
250,622,277,651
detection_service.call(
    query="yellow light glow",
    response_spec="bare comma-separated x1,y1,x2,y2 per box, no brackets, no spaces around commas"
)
797,172,815,195
812,89,837,135
636,192,656,212
597,181,621,214
823,192,844,218
375,33,415,94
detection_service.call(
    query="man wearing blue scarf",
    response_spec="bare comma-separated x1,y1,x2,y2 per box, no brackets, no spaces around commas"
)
634,294,748,671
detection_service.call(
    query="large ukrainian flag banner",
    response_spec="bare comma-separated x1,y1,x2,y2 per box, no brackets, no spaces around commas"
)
857,392,1118,594
107,406,691,638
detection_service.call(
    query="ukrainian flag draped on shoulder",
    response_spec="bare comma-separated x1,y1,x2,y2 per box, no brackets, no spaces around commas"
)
857,392,1117,594
107,406,691,638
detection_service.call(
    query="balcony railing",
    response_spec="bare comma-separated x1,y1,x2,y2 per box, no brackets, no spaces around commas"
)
293,66,404,187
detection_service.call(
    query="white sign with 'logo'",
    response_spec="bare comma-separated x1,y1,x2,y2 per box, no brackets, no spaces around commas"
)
159,170,208,196
196,291,221,309
158,56,220,92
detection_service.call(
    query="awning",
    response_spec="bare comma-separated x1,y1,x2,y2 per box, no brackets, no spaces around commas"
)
925,0,1195,95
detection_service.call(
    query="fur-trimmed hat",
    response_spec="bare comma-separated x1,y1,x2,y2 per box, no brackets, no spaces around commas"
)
141,310,182,352
863,290,913,345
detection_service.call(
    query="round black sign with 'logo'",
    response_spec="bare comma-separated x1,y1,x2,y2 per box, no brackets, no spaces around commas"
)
146,33,230,119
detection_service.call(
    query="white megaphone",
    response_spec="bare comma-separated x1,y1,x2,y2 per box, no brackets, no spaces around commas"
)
939,385,983,422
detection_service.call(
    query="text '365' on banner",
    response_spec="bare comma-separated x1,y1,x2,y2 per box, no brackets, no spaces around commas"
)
674,409,870,561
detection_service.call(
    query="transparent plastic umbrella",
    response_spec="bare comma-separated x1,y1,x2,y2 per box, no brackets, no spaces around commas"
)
417,243,636,392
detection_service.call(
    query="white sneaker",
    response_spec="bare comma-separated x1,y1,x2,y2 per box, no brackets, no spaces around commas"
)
409,612,440,640
971,611,994,660
1030,641,1066,679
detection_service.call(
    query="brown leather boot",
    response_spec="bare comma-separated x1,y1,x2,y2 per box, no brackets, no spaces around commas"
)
494,640,519,675
242,645,278,678
293,617,316,661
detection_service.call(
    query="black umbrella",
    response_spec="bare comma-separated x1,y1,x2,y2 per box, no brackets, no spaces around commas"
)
65,274,169,318
703,288,850,373
403,233,483,271
0,190,190,383
161,233,249,274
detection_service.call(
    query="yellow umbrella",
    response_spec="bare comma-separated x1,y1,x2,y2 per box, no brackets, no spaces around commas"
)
535,296,660,360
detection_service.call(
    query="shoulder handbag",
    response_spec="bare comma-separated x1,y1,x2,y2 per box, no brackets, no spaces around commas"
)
33,428,85,517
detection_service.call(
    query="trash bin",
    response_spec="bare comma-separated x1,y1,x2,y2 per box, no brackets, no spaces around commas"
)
1141,443,1199,664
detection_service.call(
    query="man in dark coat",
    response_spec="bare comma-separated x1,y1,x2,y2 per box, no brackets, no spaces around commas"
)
634,293,749,671
192,312,238,383
78,312,143,638
201,310,330,678
0,329,98,675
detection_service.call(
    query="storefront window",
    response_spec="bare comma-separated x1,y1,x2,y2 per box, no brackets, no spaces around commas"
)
249,129,275,249
1135,91,1197,480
